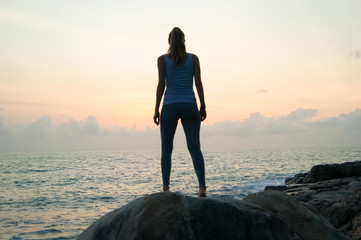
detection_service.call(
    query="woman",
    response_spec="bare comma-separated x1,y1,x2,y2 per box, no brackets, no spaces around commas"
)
153,27,207,197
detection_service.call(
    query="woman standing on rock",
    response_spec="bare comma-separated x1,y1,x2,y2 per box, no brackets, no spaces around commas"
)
153,27,207,197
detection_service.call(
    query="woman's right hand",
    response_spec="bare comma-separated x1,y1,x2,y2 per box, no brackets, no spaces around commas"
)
153,111,160,126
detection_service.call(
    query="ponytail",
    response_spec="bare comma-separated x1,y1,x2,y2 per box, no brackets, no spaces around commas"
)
167,27,187,64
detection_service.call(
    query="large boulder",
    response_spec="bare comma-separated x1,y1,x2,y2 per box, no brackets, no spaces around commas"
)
78,191,348,240
243,190,350,240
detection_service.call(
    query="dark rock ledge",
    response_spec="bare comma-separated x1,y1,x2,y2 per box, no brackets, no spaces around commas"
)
78,161,361,240
266,161,361,240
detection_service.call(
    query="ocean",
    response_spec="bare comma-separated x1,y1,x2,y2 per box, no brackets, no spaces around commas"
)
1,147,361,239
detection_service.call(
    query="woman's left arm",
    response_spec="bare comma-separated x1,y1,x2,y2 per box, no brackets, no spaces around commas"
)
193,55,207,121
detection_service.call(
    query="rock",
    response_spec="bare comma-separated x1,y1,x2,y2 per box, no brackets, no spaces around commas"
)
243,190,350,240
78,191,300,240
264,185,287,191
267,161,361,239
285,172,307,184
78,191,349,240
286,161,361,184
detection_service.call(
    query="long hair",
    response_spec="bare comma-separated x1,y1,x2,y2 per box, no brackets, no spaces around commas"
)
167,27,187,64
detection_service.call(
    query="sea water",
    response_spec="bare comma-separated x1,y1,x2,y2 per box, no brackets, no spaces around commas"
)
1,147,361,239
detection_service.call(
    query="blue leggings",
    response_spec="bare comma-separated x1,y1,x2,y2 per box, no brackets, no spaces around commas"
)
160,103,206,188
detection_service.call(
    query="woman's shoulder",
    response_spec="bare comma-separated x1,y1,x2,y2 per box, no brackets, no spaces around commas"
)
158,54,167,60
157,54,166,64
189,53,199,64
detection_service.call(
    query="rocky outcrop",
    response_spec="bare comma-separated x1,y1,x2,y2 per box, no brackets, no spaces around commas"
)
266,161,361,240
78,191,349,240
243,190,349,240
285,161,361,184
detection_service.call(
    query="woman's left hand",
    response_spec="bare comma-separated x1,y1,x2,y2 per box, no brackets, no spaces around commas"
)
200,108,207,122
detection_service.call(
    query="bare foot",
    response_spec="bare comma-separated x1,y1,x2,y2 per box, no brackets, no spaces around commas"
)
163,185,169,192
199,186,207,197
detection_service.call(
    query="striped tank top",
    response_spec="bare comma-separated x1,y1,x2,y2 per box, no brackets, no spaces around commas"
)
163,53,197,105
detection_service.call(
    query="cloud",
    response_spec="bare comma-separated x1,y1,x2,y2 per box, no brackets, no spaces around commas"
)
310,109,361,133
0,109,361,152
202,108,360,148
59,116,104,138
203,108,319,137
0,107,4,111
264,108,317,134
0,118,10,139
349,49,360,60
257,89,268,93
23,115,52,140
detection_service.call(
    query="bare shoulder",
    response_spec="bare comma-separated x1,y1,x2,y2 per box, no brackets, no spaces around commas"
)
157,55,166,66
191,53,200,64
190,53,199,60
158,54,166,61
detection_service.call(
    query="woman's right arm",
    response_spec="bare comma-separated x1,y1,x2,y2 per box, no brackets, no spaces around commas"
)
153,55,166,126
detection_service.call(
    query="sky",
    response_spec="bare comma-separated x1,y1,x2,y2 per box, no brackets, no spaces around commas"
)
1,0,360,152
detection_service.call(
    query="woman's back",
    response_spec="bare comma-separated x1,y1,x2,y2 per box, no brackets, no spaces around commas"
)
163,54,196,105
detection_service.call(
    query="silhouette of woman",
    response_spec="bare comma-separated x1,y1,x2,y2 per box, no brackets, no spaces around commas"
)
153,27,207,197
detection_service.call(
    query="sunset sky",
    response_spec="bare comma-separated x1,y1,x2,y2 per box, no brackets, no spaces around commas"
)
1,0,360,152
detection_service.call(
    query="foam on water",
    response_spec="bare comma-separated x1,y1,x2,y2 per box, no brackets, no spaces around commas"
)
1,147,360,239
